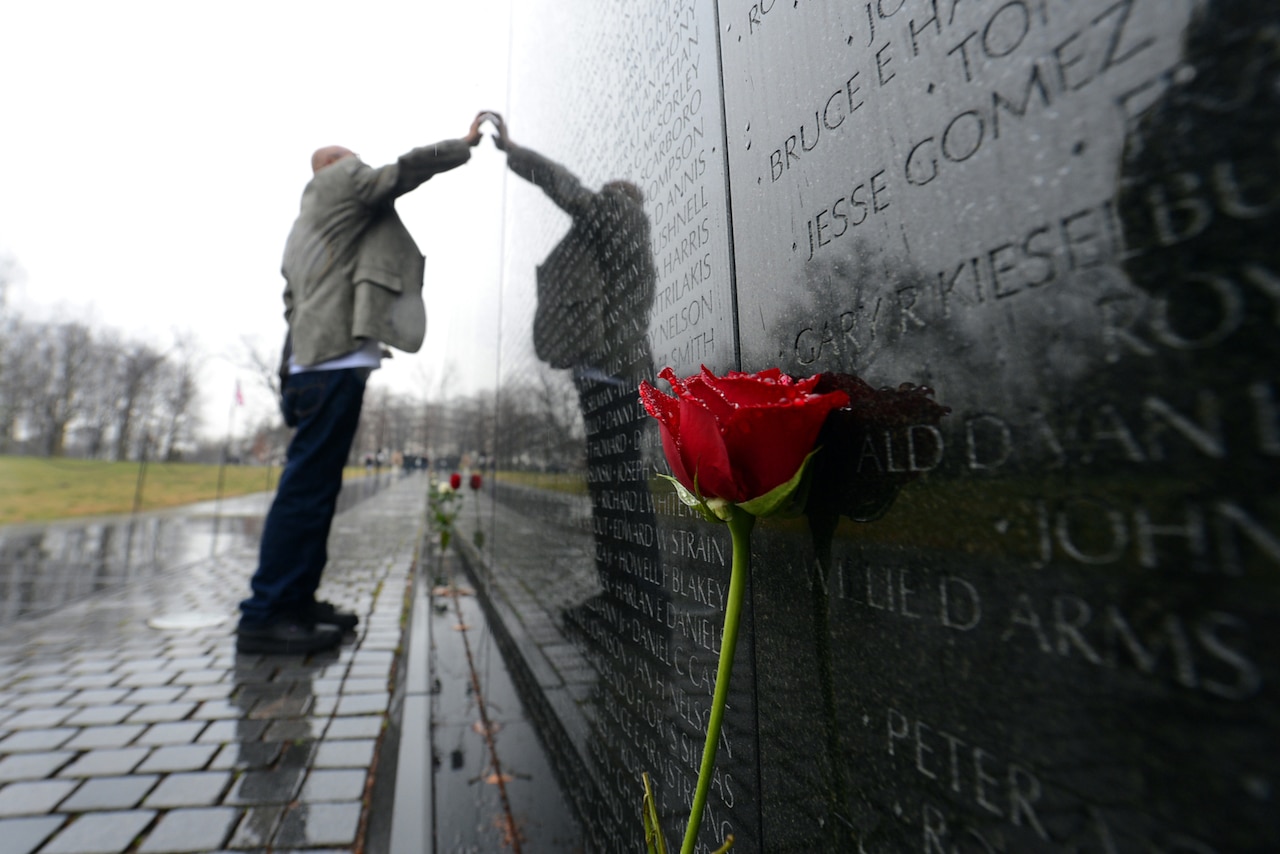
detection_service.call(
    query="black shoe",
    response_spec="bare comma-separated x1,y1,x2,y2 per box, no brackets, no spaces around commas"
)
311,600,359,632
237,619,342,655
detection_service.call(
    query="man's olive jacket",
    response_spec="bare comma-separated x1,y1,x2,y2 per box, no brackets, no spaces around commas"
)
281,140,471,368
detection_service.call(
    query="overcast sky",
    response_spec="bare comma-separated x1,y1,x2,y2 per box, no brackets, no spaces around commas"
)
0,0,511,438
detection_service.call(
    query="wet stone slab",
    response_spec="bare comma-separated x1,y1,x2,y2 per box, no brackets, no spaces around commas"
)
0,751,74,783
273,801,363,848
0,814,66,854
136,744,219,774
57,775,160,811
135,806,240,853
312,739,376,769
56,748,150,778
39,809,157,854
0,778,80,816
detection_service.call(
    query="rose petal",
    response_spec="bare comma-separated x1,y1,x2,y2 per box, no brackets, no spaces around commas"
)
658,366,688,396
639,380,679,427
704,372,806,408
675,394,740,500
720,394,843,498
680,371,738,421
725,367,787,384
656,421,696,492
642,380,699,491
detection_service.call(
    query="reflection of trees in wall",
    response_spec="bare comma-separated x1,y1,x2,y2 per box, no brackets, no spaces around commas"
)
492,372,585,473
348,389,436,464
346,373,584,473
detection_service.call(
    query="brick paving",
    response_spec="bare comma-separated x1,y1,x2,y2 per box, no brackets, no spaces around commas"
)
0,475,428,853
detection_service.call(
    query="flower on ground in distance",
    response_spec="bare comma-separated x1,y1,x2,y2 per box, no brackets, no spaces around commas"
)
639,366,849,514
469,472,483,491
449,472,463,490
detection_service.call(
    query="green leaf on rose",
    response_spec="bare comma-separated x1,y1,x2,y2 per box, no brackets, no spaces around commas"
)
737,449,820,519
658,474,721,524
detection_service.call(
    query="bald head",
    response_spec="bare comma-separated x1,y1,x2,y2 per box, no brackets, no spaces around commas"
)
310,146,356,174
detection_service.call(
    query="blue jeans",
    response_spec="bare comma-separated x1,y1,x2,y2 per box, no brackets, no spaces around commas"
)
239,368,367,628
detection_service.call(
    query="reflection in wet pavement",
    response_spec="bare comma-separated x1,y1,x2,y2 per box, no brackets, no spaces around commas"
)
0,472,398,624
430,555,584,852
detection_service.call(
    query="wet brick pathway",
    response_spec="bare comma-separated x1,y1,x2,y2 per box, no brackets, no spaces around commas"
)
0,475,426,853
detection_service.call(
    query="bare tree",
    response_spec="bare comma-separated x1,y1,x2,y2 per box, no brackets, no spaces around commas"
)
111,341,164,461
247,415,291,466
152,333,202,460
237,334,286,400
0,316,23,452
72,334,122,458
0,254,27,450
491,370,583,472
0,252,21,316
351,386,389,464
31,322,96,456
0,318,42,453
0,289,210,461
532,368,584,470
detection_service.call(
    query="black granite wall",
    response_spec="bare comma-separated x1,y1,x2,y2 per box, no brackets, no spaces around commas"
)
455,1,1280,851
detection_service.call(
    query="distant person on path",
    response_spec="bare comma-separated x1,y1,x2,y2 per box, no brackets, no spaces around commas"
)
238,115,486,655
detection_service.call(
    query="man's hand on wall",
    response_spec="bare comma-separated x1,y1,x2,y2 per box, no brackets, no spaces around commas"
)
464,112,486,147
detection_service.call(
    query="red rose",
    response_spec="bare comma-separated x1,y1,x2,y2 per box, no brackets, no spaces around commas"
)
449,472,462,490
640,366,849,505
469,472,483,490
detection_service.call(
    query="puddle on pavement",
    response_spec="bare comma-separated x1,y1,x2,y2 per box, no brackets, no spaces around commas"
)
0,471,402,624
431,575,585,852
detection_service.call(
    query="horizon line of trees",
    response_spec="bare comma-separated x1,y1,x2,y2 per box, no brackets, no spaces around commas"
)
0,308,587,474
0,310,200,462
1,252,588,473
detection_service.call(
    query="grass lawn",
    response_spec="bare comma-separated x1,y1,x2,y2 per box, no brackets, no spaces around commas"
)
0,456,368,526
494,470,589,495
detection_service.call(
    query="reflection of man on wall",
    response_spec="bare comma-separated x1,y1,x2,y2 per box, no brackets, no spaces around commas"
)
492,116,656,388
1117,3,1278,487
492,114,657,506
491,113,664,607
238,116,485,655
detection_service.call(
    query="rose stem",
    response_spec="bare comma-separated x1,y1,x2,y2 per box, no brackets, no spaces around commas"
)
681,505,753,854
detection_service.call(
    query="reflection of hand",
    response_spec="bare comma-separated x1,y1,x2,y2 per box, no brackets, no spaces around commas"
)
464,112,485,147
485,112,511,151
